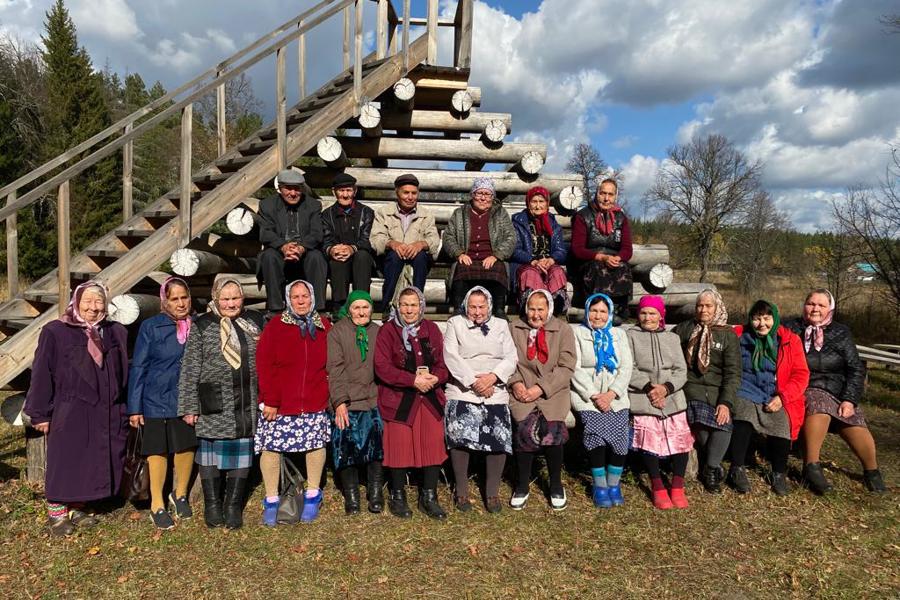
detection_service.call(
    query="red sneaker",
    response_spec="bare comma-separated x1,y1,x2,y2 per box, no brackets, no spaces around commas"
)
652,489,673,510
669,487,689,509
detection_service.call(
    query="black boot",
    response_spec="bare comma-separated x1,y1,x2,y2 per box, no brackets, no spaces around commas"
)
702,465,725,493
770,471,790,496
367,462,385,514
417,488,447,520
802,462,833,495
201,476,224,528
223,476,247,530
388,488,412,519
863,469,887,493
339,467,361,515
728,466,751,494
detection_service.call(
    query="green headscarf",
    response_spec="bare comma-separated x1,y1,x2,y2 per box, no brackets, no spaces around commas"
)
337,290,374,361
747,299,781,372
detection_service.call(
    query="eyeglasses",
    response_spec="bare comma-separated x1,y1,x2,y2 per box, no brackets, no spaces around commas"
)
473,190,493,198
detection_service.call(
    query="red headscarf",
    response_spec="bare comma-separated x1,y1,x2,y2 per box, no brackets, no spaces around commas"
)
526,186,553,237
593,181,622,235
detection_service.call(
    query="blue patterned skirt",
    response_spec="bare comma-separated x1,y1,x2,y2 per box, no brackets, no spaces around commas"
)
687,400,733,432
331,408,384,470
580,409,630,455
196,438,253,470
254,411,332,454
444,399,513,454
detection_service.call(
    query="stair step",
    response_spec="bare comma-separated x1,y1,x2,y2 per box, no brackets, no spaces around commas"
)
71,269,101,281
0,318,31,334
143,208,179,219
22,291,59,304
114,227,155,239
85,248,127,259
235,139,274,155
192,172,231,188
214,155,255,172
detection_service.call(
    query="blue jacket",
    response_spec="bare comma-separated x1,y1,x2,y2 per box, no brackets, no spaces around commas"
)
127,313,192,418
510,209,568,266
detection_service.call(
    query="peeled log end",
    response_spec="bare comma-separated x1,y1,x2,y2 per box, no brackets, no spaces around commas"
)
316,136,348,167
481,119,507,143
633,263,675,292
393,77,416,110
552,185,584,216
451,89,473,114
517,150,545,175
226,207,256,236
359,102,382,137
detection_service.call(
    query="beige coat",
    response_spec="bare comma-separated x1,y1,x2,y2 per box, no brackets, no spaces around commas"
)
508,316,577,422
369,203,441,256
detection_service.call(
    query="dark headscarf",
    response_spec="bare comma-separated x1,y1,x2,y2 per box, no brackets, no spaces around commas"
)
747,299,781,372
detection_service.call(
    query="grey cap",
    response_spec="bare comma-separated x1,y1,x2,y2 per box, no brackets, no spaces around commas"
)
277,169,305,186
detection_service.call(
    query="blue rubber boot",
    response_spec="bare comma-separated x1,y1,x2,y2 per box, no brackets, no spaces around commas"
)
262,498,279,527
300,489,323,523
592,485,612,508
608,485,624,506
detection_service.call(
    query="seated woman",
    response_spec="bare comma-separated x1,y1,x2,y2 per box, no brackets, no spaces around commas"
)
509,186,569,314
785,289,886,493
25,281,129,537
627,296,692,509
375,286,450,520
178,278,265,529
256,280,332,525
327,290,385,514
730,300,809,496
443,286,518,513
570,293,633,508
443,177,516,317
127,276,198,530
570,178,633,323
508,289,577,511
674,289,741,493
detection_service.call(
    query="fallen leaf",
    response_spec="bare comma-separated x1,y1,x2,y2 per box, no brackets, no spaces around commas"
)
87,546,101,556
377,576,388,584
117,575,128,584
467,544,479,557
291,544,308,554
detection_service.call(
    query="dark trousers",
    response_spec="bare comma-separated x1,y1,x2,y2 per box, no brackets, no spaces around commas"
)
329,252,374,307
380,249,431,310
449,279,508,317
258,247,328,311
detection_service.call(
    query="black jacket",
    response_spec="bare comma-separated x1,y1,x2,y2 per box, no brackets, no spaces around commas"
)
321,201,375,256
784,318,866,405
258,193,324,251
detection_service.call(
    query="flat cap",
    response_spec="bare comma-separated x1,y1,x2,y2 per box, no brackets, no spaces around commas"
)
277,169,305,186
332,173,357,188
394,173,419,188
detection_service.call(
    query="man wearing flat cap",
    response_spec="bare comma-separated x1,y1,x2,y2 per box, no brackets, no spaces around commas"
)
321,173,375,313
257,168,328,314
369,174,441,314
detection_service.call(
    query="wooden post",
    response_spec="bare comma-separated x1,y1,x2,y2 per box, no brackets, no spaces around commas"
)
402,0,410,72
298,19,307,99
57,180,70,316
179,104,193,247
343,6,351,71
122,122,133,222
376,0,387,60
426,0,438,65
353,0,364,115
216,72,227,157
454,0,473,69
25,425,47,483
276,46,287,168
5,192,18,298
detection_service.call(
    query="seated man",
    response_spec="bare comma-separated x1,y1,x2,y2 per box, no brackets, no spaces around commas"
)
322,173,375,313
257,169,327,314
369,174,440,315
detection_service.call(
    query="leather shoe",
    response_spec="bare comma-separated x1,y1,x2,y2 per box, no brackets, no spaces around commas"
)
802,462,833,495
388,488,412,519
417,488,447,520
343,486,361,515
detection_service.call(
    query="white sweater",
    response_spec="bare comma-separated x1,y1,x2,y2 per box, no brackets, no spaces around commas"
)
570,325,633,414
443,314,518,405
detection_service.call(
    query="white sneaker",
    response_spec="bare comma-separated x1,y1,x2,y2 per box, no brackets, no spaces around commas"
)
550,490,567,511
509,491,529,510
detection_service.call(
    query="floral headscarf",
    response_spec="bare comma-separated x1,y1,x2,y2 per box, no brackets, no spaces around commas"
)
685,288,728,373
391,286,426,352
583,293,618,374
209,277,259,370
60,280,109,367
282,279,324,339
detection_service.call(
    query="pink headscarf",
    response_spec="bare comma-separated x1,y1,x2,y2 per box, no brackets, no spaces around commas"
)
160,276,193,344
637,295,666,330
59,280,109,367
803,289,835,352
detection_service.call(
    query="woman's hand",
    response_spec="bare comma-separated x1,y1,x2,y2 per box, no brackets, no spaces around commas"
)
33,422,50,434
511,382,527,402
334,404,350,430
591,391,615,412
129,414,144,428
472,373,498,397
414,373,435,393
457,253,473,266
606,255,622,268
765,395,783,413
647,384,668,409
482,255,498,269
838,401,855,419
262,405,278,422
183,414,198,426
715,405,732,425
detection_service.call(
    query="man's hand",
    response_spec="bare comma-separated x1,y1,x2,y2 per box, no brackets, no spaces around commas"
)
281,241,302,261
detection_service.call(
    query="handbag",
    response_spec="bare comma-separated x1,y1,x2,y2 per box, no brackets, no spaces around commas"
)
120,426,150,503
276,455,305,524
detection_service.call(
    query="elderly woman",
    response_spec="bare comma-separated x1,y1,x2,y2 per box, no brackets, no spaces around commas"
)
571,293,633,508
327,290,384,515
443,286,518,513
674,289,741,493
375,286,450,520
786,289,886,493
509,186,569,314
508,289,577,511
25,281,129,537
571,178,633,323
730,300,809,496
127,276,198,530
627,296,692,510
443,177,516,317
178,277,265,529
255,280,331,525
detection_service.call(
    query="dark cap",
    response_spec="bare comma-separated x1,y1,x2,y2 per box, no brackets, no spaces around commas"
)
394,173,419,188
332,173,357,188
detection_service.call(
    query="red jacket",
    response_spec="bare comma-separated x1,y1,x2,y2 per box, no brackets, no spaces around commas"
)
733,325,809,440
256,315,332,415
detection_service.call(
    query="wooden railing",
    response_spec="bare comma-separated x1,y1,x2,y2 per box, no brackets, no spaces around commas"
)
0,0,474,307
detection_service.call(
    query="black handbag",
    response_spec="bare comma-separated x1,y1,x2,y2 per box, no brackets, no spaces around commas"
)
276,455,305,524
120,427,150,503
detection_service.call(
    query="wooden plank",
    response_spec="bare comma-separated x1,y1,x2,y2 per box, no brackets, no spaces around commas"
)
179,104,193,247
298,19,307,99
5,192,17,298
402,0,410,71
343,6,351,71
354,0,364,113
56,181,70,317
216,75,227,157
426,0,439,65
376,0,387,59
454,0,473,69
276,47,288,169
122,122,133,222
308,136,546,163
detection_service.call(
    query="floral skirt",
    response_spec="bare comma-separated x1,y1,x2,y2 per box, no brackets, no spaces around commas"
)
254,411,332,454
806,388,867,429
196,438,253,470
580,409,630,455
686,400,733,432
632,412,694,457
331,408,384,470
513,408,569,453
444,399,513,454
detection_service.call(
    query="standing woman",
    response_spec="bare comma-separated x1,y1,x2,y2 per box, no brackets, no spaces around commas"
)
443,286,518,513
785,289,886,493
25,281,129,536
570,178,633,323
627,296,692,510
327,290,385,515
508,289,577,511
570,293,633,508
255,280,332,525
375,286,450,520
127,276,198,530
730,300,809,496
178,278,264,529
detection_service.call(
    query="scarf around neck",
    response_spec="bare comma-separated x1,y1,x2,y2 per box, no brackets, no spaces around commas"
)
209,277,258,370
283,279,321,339
60,280,109,367
747,300,781,372
593,201,622,236
583,293,618,374
337,289,374,361
524,288,553,364
803,290,835,353
686,288,728,374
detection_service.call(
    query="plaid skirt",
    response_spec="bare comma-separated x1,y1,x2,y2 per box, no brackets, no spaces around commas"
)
687,400,733,432
806,388,867,429
455,260,509,288
196,438,253,470
513,408,569,452
331,408,384,470
579,409,630,455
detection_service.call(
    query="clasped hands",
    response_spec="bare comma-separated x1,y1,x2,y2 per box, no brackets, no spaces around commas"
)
529,257,555,273
280,241,306,262
471,372,498,398
512,382,542,403
414,371,440,393
329,244,355,262
388,240,427,260
595,252,622,268
457,253,498,269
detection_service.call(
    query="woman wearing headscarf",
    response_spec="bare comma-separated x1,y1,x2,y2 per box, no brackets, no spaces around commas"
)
508,289,577,511
626,296,692,509
570,178,632,323
570,293,633,508
178,277,264,529
509,186,569,314
25,281,129,537
374,286,450,519
785,289,886,493
443,286,518,513
674,289,741,494
327,290,384,515
443,177,516,317
255,280,332,525
730,300,809,496
127,276,198,530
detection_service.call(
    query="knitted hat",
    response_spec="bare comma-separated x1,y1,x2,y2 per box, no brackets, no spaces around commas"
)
471,177,495,195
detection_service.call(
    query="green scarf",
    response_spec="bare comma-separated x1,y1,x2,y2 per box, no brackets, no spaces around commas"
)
748,299,781,372
337,290,374,361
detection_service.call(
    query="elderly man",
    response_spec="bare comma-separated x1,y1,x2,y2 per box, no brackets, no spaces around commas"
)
322,173,375,313
369,174,440,315
257,169,328,314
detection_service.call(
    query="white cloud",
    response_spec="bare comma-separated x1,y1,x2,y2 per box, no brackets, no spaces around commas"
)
70,0,142,41
771,188,843,233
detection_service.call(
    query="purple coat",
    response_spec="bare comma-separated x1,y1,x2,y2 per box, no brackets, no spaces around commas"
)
25,319,129,503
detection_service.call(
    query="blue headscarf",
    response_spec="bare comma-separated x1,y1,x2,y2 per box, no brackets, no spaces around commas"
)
283,279,319,339
583,293,618,374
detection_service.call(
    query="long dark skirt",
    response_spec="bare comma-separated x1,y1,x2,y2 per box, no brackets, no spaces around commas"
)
331,408,384,470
